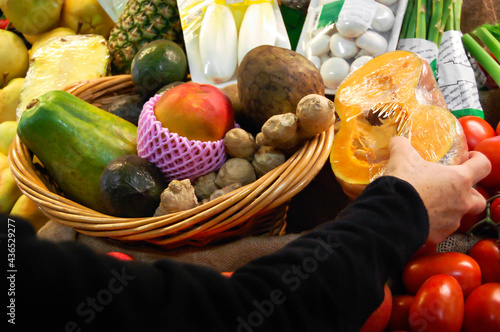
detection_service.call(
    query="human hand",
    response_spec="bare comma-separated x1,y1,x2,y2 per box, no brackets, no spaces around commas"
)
384,136,491,244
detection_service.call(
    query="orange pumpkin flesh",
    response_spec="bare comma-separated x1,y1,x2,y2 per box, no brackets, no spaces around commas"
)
330,50,466,199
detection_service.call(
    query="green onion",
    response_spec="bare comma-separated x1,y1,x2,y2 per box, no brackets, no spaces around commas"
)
462,33,500,86
473,26,500,62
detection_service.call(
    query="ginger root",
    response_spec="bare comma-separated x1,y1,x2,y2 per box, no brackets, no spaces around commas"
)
252,146,286,177
256,94,335,150
154,179,198,216
215,158,256,188
224,128,257,160
193,172,219,201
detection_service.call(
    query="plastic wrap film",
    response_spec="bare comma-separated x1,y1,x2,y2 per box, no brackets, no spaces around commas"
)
296,0,408,95
16,34,110,121
177,0,290,89
137,94,228,182
330,50,468,199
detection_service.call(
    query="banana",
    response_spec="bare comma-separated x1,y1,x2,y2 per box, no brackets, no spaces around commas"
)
237,3,277,65
199,3,238,84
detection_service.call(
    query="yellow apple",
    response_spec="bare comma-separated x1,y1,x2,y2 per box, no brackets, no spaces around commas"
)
29,27,76,58
10,194,50,231
0,167,22,214
0,121,17,155
0,78,24,123
0,30,29,88
0,0,63,35
59,0,115,38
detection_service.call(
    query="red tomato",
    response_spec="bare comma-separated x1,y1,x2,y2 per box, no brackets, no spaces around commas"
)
458,115,496,150
490,197,500,224
360,283,392,332
387,294,414,331
106,252,134,261
475,136,500,188
496,121,500,136
221,272,233,277
403,252,481,298
408,274,464,332
462,283,500,332
468,239,500,283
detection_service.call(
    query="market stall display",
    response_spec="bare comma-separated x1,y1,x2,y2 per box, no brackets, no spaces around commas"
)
1,0,500,330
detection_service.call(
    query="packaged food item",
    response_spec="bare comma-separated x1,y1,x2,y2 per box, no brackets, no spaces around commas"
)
330,50,467,199
97,0,128,22
296,0,408,95
178,0,291,88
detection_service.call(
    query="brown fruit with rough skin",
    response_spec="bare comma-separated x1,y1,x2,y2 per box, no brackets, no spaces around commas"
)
237,45,324,129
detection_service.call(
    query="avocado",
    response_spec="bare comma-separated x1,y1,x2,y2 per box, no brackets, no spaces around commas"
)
100,155,168,217
108,95,144,126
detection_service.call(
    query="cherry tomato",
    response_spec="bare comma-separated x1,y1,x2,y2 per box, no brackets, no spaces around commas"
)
490,197,500,224
462,283,500,332
468,239,500,284
408,274,464,332
106,252,134,261
387,294,414,331
360,283,392,332
459,116,496,150
475,136,500,188
403,252,481,298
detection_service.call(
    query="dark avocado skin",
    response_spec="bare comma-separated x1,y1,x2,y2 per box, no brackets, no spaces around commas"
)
17,90,138,213
100,155,167,218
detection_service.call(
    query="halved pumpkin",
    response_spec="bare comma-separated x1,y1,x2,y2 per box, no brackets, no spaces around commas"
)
330,50,467,199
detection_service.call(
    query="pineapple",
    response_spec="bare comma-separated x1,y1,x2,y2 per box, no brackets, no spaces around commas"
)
107,0,185,75
16,34,109,120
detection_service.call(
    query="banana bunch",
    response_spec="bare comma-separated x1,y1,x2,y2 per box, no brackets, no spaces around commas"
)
198,2,278,84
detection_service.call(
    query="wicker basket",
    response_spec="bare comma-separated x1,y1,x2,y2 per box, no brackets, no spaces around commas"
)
9,75,335,248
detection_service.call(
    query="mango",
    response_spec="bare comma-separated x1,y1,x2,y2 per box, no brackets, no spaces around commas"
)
0,167,22,214
10,194,50,231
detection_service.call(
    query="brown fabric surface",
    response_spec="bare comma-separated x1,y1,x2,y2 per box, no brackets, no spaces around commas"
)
37,221,301,272
461,0,499,34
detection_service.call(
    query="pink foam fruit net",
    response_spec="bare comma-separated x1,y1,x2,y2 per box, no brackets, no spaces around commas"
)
137,94,228,182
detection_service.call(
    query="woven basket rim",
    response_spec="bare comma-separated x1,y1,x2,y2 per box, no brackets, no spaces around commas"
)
9,75,335,248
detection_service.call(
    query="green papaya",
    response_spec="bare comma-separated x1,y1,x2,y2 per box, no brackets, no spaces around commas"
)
17,90,138,213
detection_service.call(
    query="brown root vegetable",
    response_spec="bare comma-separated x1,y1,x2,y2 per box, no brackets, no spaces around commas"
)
252,146,286,177
296,94,335,138
224,128,257,159
193,172,219,201
255,113,300,150
154,179,198,216
209,183,242,201
215,158,256,188
237,45,325,129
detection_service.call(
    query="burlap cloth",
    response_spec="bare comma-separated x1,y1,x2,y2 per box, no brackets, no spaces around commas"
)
37,0,500,271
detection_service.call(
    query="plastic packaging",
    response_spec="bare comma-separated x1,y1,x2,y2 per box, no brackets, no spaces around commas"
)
296,0,408,95
330,50,467,199
97,0,128,22
178,0,291,89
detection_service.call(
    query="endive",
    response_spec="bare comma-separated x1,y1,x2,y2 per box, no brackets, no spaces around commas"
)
237,2,277,65
199,3,238,84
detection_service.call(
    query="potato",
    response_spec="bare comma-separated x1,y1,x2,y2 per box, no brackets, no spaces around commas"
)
237,45,325,129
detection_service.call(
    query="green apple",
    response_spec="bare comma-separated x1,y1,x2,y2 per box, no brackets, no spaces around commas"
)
0,121,18,155
59,0,115,38
0,0,63,35
0,30,29,88
0,78,24,123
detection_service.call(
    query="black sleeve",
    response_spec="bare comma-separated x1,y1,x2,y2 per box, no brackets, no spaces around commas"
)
6,176,429,332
